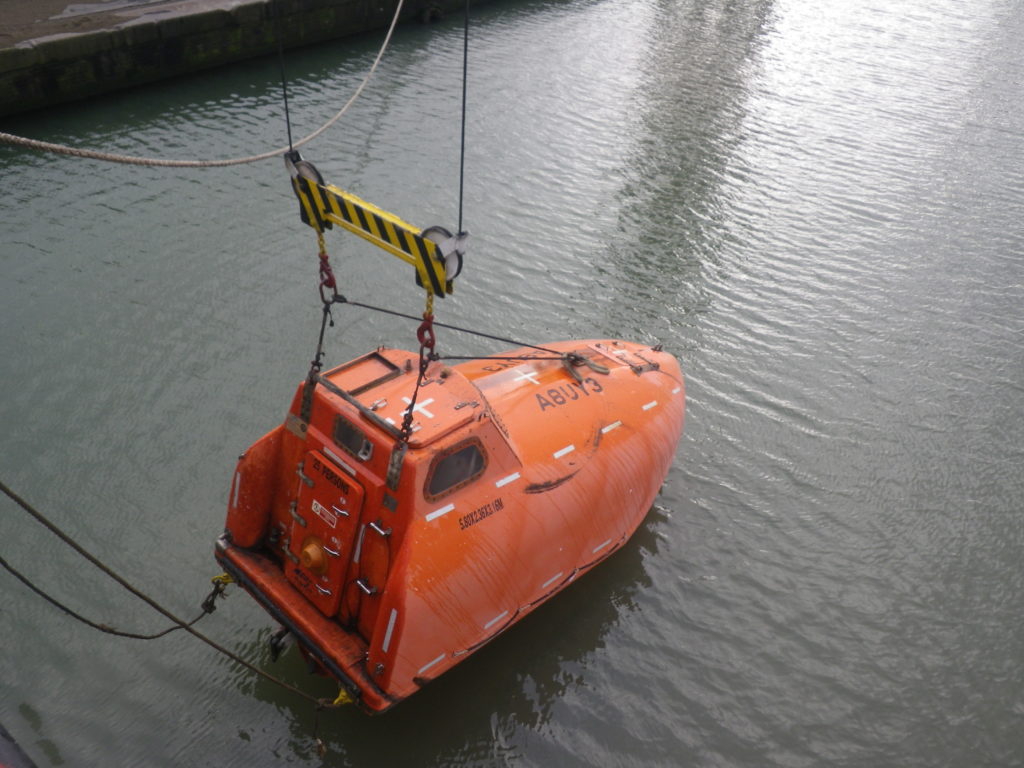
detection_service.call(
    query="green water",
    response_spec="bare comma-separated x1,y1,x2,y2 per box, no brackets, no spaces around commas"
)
2,0,1023,765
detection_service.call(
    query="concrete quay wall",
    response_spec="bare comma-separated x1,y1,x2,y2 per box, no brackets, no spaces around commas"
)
1,0,470,117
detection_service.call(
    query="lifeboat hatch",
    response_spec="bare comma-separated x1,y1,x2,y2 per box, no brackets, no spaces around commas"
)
285,449,364,617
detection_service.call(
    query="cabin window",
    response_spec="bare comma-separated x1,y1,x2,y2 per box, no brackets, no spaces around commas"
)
426,440,486,499
334,416,373,461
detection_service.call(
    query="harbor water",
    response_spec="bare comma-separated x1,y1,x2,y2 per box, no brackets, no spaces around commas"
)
2,0,1022,764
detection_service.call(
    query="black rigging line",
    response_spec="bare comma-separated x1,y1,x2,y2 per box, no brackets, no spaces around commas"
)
333,295,564,355
0,479,330,708
1,553,211,640
457,0,470,233
275,14,294,151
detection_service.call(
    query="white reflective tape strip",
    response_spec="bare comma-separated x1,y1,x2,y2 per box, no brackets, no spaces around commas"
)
592,539,612,553
553,444,575,459
672,386,681,395
642,400,658,411
322,447,356,476
541,572,564,589
484,610,509,630
417,653,446,675
495,472,520,488
352,524,366,563
601,421,621,434
426,503,455,522
382,608,398,653
232,471,241,508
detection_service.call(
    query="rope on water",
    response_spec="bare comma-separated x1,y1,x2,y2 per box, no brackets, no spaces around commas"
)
1,552,229,639
0,0,405,168
0,479,335,709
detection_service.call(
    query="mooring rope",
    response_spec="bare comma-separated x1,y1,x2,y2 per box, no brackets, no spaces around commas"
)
0,0,405,167
0,479,338,709
1,552,220,640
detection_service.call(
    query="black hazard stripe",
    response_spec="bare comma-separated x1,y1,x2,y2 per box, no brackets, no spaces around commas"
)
293,177,327,231
403,230,445,297
308,182,449,297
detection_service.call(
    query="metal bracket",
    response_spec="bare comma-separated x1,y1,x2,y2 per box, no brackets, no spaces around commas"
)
387,443,406,491
289,501,307,527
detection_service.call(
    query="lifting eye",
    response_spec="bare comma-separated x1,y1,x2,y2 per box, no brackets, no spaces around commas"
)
300,537,328,575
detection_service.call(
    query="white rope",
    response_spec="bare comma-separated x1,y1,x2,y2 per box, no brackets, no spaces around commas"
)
0,0,405,168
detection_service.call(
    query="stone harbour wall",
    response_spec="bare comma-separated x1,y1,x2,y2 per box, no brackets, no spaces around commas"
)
0,0,472,117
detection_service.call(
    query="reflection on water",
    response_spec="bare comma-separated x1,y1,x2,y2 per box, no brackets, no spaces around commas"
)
612,0,776,343
2,0,1024,765
233,507,666,766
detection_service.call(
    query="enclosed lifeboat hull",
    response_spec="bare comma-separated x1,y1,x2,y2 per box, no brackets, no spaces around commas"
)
215,338,684,712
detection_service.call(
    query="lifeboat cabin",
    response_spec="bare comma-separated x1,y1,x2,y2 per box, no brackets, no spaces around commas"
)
215,338,684,712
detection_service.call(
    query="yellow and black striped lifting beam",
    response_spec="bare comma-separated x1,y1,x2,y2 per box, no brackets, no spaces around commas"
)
285,152,466,298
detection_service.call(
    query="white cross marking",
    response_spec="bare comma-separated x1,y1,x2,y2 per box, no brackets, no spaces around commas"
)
513,369,540,386
401,397,435,419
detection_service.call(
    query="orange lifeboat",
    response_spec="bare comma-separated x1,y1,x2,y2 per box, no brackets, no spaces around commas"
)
214,156,685,712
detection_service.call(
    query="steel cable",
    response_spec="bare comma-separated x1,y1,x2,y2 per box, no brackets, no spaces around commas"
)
0,479,335,708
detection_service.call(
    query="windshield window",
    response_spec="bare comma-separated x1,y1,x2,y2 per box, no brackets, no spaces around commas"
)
427,441,486,498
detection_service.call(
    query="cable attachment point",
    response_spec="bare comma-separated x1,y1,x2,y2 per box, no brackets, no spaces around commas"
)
421,227,468,293
562,352,610,383
201,574,233,614
318,250,337,305
399,313,440,443
416,313,437,354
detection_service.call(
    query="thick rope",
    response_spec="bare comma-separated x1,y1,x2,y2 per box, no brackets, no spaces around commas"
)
0,0,405,168
0,479,334,708
2,552,219,640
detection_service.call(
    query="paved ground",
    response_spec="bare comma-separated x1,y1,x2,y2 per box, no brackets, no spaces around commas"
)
1,0,236,48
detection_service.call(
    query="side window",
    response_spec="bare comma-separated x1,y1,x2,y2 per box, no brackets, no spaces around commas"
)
334,415,373,461
426,440,486,499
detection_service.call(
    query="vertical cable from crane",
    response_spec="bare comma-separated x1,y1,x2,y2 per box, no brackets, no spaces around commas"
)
279,45,294,152
457,0,470,233
273,8,295,152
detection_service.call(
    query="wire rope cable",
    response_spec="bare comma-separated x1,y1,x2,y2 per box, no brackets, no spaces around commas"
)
0,0,406,168
0,478,336,708
335,295,565,355
457,0,470,232
1,552,213,640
